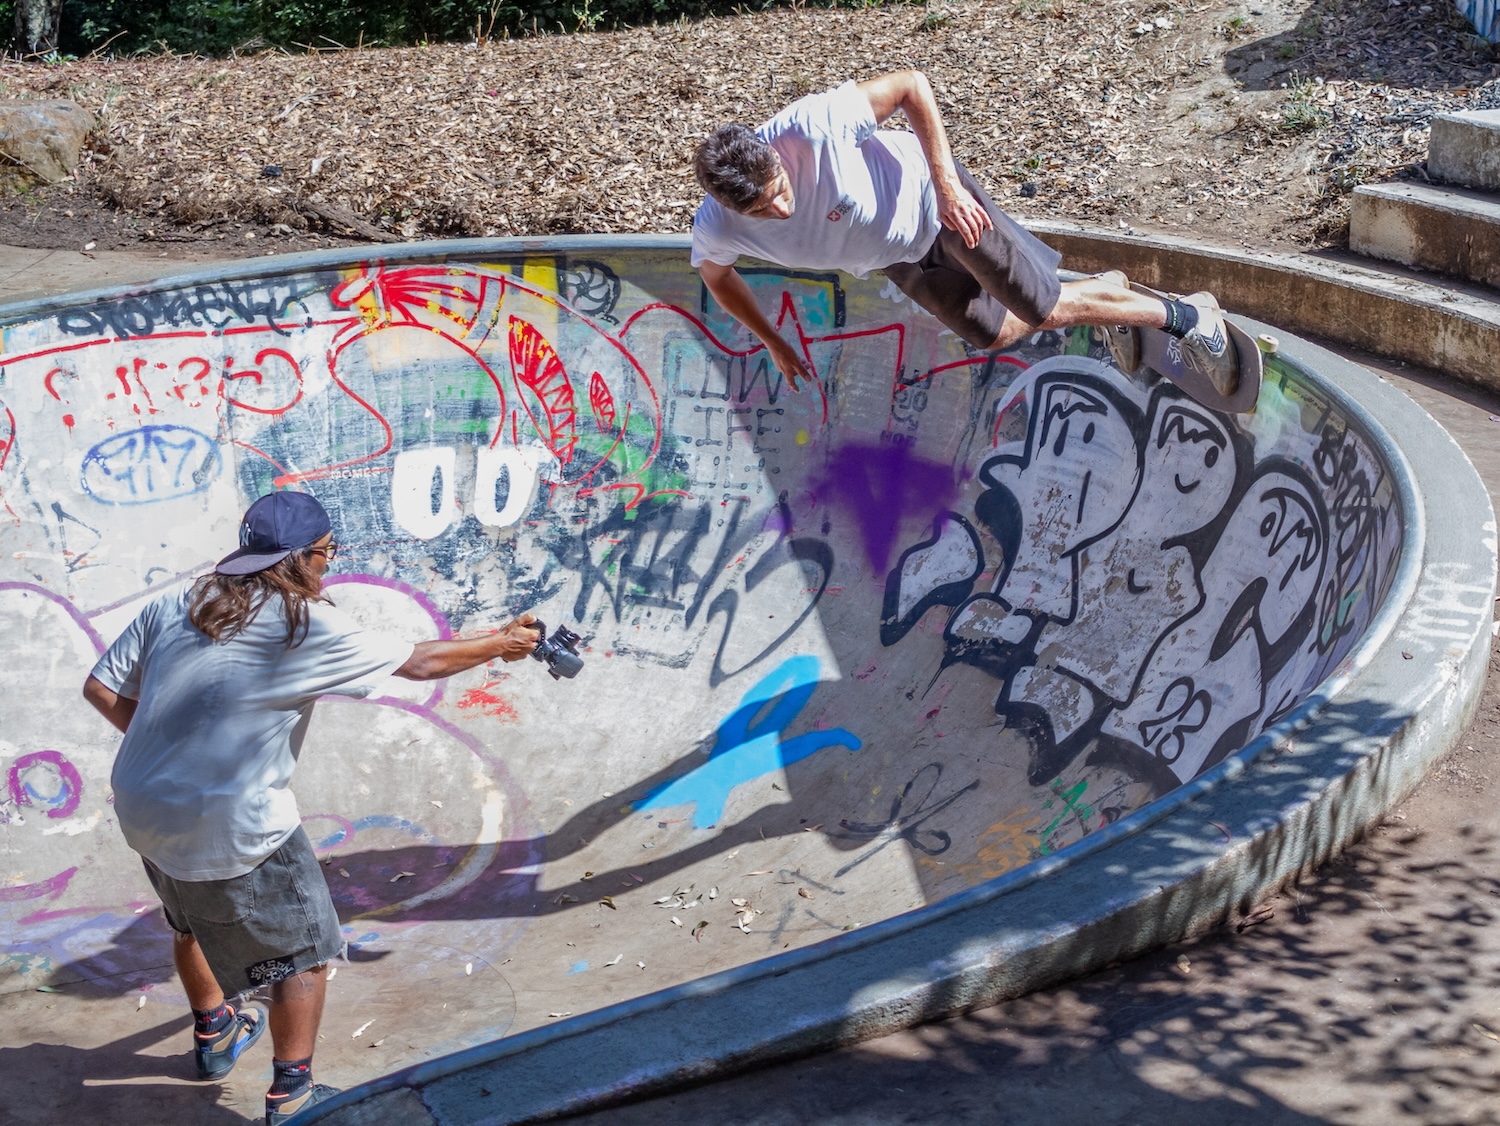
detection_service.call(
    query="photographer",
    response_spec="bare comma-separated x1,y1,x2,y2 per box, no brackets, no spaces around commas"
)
82,490,538,1125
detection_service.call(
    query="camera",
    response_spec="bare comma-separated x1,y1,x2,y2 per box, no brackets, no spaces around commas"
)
529,620,584,680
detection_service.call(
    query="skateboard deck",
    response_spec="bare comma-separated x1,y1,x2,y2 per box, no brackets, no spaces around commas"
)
1104,285,1264,414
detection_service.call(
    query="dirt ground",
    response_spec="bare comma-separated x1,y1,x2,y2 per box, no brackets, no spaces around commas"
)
562,350,1500,1125
1,0,1498,256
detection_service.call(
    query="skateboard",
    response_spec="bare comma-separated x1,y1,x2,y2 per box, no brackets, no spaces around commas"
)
1104,284,1264,414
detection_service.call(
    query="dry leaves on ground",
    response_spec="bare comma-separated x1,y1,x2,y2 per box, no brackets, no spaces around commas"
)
0,0,1495,249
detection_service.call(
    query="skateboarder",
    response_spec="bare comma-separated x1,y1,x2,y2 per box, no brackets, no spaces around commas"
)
82,491,540,1124
691,70,1239,400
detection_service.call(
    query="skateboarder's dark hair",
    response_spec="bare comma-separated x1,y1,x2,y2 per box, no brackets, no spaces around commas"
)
694,125,778,212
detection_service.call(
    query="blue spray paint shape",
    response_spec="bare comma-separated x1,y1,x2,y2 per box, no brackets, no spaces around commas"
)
80,424,221,505
636,655,862,829
567,961,589,975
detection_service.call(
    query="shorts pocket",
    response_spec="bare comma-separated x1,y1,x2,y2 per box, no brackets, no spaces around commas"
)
176,869,257,926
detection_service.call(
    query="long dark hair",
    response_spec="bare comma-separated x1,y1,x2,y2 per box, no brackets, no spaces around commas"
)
188,549,329,647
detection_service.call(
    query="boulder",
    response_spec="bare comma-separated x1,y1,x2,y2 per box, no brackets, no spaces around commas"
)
0,100,96,193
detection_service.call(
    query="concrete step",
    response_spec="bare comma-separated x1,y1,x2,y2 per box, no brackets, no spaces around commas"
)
1429,109,1500,192
1350,180,1500,289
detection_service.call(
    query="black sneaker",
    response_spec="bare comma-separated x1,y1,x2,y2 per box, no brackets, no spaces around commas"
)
266,1083,341,1124
194,1003,266,1081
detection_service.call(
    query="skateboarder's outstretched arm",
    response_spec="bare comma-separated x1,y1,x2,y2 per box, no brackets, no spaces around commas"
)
699,260,813,389
855,70,992,250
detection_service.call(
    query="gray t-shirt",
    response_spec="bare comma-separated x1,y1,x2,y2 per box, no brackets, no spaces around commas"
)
691,81,941,279
92,588,414,881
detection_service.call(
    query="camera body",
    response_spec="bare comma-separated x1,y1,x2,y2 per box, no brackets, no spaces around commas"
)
529,620,584,680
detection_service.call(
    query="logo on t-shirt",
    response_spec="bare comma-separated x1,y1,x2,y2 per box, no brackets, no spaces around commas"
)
826,196,855,223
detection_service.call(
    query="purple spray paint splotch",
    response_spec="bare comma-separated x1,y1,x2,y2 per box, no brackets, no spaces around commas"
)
810,441,961,573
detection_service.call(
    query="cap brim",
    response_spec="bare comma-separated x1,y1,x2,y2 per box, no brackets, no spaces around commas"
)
215,546,294,576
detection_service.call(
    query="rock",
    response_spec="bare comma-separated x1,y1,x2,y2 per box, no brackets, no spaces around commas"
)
0,100,96,193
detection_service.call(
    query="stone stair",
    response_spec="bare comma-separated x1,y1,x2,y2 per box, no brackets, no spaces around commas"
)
1351,109,1500,290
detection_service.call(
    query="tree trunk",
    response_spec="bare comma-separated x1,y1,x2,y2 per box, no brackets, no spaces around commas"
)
13,0,66,56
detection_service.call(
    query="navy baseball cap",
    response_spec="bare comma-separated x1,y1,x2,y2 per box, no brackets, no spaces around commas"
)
216,492,332,576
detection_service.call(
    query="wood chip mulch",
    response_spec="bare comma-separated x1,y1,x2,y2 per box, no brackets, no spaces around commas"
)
1,0,1496,249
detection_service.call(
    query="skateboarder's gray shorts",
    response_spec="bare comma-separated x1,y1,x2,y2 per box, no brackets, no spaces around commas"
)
883,164,1062,349
142,826,344,997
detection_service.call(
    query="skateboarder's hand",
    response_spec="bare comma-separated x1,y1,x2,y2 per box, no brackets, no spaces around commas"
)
765,334,813,390
936,181,992,250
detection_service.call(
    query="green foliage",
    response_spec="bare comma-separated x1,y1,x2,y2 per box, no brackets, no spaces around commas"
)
1279,75,1330,134
45,0,913,56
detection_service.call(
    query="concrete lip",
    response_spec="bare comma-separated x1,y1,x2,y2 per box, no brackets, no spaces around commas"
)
0,236,1492,1125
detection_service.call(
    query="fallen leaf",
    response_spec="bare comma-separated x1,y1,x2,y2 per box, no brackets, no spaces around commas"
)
600,896,616,910
352,1019,375,1038
798,887,812,899
389,871,415,883
731,897,748,907
745,870,773,876
1474,1023,1499,1041
136,995,146,1010
1175,955,1192,974
429,800,443,808
692,920,708,940
465,962,473,976
371,1037,387,1047
548,1011,573,1018
671,915,683,926
338,868,350,878
35,986,61,994
581,871,594,880
636,961,646,970
605,954,623,967
708,886,719,899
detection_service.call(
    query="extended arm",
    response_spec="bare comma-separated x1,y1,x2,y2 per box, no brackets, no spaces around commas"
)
394,614,540,681
856,70,992,249
83,675,139,734
698,260,813,388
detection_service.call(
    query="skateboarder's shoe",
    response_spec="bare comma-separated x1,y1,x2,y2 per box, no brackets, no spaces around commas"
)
1092,271,1142,373
1178,292,1239,397
1105,324,1141,373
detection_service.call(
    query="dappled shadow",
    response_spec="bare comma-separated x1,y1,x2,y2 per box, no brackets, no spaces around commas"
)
1224,0,1494,91
555,689,1500,1125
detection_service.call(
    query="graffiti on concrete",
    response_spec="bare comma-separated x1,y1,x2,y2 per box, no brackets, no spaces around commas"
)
0,245,1403,1008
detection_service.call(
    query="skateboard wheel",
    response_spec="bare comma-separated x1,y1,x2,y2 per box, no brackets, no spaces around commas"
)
1256,334,1280,355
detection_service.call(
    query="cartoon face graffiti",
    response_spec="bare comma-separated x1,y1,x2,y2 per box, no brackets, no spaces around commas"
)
979,362,1143,624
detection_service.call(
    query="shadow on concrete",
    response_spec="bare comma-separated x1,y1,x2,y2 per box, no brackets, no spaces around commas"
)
0,1012,253,1125
1224,0,1493,91
553,737,1500,1125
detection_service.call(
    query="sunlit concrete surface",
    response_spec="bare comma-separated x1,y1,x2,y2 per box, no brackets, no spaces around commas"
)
0,236,1491,1125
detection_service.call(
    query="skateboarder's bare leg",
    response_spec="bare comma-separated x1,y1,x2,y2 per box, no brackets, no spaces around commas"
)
986,274,1168,351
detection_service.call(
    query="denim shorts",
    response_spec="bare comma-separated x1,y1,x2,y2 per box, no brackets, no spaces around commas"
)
883,163,1063,349
143,826,344,997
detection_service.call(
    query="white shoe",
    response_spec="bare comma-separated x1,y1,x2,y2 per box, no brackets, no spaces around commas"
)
1177,292,1238,397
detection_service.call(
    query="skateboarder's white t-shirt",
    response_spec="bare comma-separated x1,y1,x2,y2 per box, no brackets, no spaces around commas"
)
691,81,941,279
92,588,413,881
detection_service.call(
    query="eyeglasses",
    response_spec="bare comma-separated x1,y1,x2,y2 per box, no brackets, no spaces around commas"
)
308,542,339,560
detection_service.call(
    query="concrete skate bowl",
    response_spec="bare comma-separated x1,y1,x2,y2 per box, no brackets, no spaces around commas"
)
0,236,1492,1125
